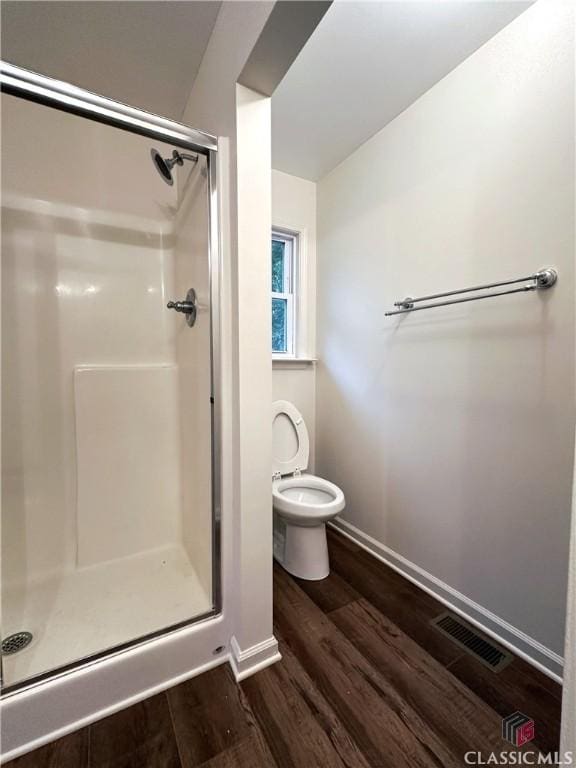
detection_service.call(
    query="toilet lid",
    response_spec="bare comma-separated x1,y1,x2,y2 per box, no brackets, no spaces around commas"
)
272,400,309,477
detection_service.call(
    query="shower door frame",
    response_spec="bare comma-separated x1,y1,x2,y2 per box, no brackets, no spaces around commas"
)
0,61,222,694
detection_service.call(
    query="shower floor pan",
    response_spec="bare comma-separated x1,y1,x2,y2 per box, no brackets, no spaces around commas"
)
2,545,211,688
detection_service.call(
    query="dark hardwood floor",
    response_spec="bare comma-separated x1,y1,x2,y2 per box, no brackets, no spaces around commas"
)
8,528,562,767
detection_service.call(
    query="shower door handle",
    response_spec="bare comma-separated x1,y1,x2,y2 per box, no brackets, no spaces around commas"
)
167,288,197,327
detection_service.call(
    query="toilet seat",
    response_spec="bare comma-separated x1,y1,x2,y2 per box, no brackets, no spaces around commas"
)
272,400,309,478
273,474,345,525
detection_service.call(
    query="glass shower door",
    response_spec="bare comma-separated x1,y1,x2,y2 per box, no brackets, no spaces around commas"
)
1,86,217,690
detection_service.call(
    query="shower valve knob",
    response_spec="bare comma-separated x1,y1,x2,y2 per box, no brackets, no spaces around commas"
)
166,288,197,327
167,300,193,312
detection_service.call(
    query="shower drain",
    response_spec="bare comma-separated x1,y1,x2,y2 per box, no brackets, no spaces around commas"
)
2,631,33,655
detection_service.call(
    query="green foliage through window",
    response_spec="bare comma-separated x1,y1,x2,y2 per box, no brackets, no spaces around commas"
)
272,232,295,355
272,298,287,352
272,240,285,292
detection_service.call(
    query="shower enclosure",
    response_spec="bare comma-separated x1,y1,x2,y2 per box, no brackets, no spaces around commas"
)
0,63,220,691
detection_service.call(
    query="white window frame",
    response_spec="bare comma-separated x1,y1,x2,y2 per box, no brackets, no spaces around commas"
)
272,228,298,358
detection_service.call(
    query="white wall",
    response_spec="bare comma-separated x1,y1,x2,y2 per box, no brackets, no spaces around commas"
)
316,0,574,666
181,1,281,669
272,169,317,469
180,0,329,676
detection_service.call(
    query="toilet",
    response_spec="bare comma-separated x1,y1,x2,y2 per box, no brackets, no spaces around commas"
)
272,400,345,580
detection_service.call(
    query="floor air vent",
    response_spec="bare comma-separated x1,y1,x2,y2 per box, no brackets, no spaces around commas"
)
430,612,513,672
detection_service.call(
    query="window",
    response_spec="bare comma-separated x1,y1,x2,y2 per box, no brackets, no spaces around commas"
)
271,229,297,355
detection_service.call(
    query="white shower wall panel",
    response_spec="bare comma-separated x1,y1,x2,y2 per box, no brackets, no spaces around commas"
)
75,365,181,566
1,209,177,586
174,158,213,596
1,94,181,587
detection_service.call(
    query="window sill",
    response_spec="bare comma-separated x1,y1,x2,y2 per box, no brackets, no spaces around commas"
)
272,357,317,369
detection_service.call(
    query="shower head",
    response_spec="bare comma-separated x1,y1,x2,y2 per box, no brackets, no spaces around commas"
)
150,148,198,186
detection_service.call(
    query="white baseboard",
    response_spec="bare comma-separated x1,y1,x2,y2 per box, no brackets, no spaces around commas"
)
229,635,281,681
329,519,564,683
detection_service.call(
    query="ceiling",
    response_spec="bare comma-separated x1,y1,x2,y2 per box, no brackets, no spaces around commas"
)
271,1,532,181
0,1,222,120
1,0,532,179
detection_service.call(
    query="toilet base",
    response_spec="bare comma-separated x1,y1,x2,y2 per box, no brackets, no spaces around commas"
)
275,519,330,581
